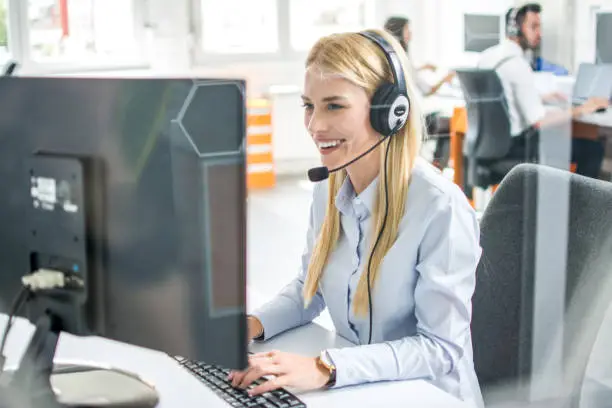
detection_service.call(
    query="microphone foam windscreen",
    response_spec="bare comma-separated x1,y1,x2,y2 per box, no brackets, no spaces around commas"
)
307,166,329,182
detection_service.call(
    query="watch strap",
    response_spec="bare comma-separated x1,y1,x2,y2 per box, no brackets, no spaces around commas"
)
318,351,337,388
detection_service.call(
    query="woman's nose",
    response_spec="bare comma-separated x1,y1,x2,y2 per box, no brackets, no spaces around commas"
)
307,110,328,134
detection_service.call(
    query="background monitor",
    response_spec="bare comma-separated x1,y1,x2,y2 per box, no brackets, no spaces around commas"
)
464,14,503,53
596,12,612,64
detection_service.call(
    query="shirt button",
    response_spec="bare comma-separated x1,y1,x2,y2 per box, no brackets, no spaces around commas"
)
354,197,361,205
353,257,359,268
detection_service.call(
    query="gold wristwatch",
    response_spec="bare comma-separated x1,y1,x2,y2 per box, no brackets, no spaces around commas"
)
316,350,337,388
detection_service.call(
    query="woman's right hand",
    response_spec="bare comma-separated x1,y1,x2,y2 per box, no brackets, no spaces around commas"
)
581,97,609,114
247,316,264,341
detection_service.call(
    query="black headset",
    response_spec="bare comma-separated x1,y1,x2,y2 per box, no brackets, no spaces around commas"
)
307,31,411,183
507,3,541,38
358,31,410,136
506,6,522,37
356,31,410,345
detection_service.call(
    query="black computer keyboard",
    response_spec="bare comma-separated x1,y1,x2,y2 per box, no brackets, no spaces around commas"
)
175,356,307,408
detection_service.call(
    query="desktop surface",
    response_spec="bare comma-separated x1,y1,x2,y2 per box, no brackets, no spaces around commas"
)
0,313,469,408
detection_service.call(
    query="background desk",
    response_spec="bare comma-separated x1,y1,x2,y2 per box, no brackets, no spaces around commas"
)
446,102,612,188
576,109,612,130
1,299,469,407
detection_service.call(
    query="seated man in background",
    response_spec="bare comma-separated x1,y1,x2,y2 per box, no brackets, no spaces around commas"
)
384,16,455,170
478,3,609,179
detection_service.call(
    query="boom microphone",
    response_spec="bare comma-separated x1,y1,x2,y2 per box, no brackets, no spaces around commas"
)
307,123,401,182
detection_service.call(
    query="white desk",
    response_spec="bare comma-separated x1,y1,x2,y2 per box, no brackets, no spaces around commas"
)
576,109,612,129
425,93,612,130
1,315,469,408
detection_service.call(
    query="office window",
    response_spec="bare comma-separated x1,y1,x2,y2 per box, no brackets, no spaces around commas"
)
0,0,9,62
289,0,374,51
28,0,139,62
200,0,278,54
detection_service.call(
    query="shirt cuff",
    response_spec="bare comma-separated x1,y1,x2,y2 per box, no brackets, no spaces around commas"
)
249,300,297,341
324,343,396,389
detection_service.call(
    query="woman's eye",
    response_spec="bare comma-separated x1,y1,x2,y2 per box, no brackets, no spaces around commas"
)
302,103,314,110
328,104,344,110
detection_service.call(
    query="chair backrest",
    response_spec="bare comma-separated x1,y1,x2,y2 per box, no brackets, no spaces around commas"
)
472,163,612,405
455,69,513,161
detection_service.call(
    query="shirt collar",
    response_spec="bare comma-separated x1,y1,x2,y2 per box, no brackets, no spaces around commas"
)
502,38,526,57
334,176,379,219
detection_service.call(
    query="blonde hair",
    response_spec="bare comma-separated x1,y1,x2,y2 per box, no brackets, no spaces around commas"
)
302,29,425,316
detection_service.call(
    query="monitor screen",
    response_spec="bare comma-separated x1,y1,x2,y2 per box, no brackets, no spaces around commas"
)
464,14,502,53
596,13,612,64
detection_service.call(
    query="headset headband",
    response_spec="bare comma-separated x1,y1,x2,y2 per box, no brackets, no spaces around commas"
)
358,31,407,97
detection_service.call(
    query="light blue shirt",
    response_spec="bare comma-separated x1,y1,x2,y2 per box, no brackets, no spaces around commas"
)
252,159,483,405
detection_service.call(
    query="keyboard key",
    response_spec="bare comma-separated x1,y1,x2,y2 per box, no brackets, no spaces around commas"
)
174,356,307,407
261,392,285,405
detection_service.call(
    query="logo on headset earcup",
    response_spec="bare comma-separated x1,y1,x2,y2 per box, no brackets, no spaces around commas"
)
388,94,409,131
370,82,410,135
507,7,521,37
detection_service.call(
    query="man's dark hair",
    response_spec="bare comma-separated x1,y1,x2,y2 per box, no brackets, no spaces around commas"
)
506,3,542,33
384,16,410,51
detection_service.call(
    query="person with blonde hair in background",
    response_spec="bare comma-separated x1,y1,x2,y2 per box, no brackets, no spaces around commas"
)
229,29,483,407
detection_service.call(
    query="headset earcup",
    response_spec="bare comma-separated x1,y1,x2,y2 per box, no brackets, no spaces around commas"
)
370,83,397,135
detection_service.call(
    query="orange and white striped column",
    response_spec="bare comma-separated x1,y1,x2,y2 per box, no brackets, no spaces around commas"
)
246,99,275,189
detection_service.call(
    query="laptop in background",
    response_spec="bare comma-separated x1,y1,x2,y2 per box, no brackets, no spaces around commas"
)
571,63,612,106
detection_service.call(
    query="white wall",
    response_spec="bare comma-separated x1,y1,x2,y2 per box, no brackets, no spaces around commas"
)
121,0,602,91
143,0,192,73
409,0,512,69
533,0,612,72
535,0,575,71
138,0,422,97
573,0,612,70
47,0,609,89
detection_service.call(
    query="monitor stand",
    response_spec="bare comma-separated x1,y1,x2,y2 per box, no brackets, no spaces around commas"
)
0,313,159,408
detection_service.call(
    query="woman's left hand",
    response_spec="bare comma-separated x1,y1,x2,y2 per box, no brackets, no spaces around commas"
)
228,350,330,396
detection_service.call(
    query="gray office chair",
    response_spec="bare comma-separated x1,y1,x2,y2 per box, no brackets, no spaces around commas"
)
472,163,612,407
455,69,533,194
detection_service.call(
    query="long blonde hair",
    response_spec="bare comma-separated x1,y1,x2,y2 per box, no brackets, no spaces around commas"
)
302,29,425,316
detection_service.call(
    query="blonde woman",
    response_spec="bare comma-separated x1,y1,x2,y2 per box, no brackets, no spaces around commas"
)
229,29,483,406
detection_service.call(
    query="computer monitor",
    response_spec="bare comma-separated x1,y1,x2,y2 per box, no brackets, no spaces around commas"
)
571,62,612,104
0,77,248,405
596,12,612,64
463,14,503,53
